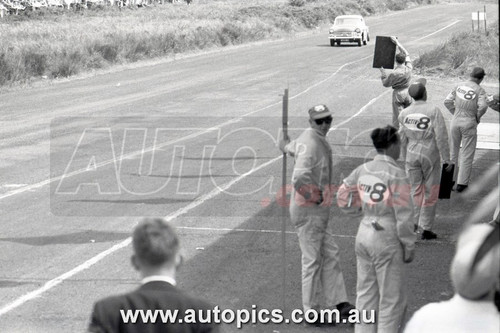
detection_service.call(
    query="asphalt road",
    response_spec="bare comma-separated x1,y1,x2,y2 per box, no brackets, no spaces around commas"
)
0,2,499,332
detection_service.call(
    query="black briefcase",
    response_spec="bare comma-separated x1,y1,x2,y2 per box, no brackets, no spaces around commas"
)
373,36,396,69
439,164,455,199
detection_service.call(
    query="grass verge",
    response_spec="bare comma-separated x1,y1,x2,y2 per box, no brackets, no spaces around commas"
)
414,21,499,79
0,0,437,88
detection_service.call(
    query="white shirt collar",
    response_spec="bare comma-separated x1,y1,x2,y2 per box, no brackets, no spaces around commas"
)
374,154,398,165
141,275,177,286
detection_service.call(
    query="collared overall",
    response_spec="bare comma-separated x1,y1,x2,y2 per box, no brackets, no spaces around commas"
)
444,80,488,185
398,101,450,231
286,128,348,312
338,155,416,333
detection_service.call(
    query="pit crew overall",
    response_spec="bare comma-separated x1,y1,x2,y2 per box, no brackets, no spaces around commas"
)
398,101,450,231
444,80,488,186
285,128,348,312
338,155,416,333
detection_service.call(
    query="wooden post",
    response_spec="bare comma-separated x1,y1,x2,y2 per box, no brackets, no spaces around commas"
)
484,6,487,35
477,11,480,32
281,88,289,313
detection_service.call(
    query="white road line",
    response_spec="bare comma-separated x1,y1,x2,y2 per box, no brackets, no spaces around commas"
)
333,90,391,129
290,55,373,99
177,225,298,235
1,184,28,188
413,20,461,42
176,226,355,239
0,239,131,317
163,157,280,223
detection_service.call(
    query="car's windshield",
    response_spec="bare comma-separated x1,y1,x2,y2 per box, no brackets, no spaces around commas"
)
335,18,362,25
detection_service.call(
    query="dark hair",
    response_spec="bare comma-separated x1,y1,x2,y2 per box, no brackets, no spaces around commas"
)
133,218,179,266
395,53,406,64
371,126,399,150
409,83,426,101
470,67,486,80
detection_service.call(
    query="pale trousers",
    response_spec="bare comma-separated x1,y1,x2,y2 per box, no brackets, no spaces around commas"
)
450,116,478,185
406,149,441,231
355,223,407,333
296,216,348,311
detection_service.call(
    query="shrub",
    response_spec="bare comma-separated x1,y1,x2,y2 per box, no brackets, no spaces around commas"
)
0,53,13,86
192,26,218,49
238,6,269,18
385,0,407,11
51,52,81,78
358,0,376,15
23,51,47,77
91,42,119,63
289,0,306,7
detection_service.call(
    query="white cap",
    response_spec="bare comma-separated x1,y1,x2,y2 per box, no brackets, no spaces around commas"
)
308,104,332,120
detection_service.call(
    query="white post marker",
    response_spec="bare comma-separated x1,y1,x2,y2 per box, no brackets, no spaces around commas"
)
484,6,487,34
471,11,486,32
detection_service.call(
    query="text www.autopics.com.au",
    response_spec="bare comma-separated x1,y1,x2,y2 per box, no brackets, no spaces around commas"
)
120,305,376,328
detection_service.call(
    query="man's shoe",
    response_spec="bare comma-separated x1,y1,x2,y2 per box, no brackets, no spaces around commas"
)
456,184,468,192
337,302,356,321
421,230,437,240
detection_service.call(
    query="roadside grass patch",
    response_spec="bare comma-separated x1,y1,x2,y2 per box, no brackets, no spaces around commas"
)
0,0,465,87
414,21,499,78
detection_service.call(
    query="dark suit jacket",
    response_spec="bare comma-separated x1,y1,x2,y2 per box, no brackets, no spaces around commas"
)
88,281,218,333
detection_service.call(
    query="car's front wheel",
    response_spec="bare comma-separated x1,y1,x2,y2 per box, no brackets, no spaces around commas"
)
336,40,341,46
330,39,335,47
357,39,362,47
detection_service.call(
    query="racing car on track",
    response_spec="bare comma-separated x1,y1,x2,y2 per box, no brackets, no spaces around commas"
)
329,15,370,47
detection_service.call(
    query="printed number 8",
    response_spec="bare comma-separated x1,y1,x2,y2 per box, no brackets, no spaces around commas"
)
417,117,430,130
464,90,475,100
370,183,387,203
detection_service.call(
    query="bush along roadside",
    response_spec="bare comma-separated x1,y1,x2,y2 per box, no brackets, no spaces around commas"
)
414,21,499,79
